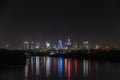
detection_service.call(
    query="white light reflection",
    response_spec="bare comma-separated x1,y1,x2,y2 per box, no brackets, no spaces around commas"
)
46,57,51,77
31,57,34,75
36,56,39,76
83,59,88,77
25,59,29,80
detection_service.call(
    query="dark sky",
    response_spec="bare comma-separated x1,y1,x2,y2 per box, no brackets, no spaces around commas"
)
0,0,120,49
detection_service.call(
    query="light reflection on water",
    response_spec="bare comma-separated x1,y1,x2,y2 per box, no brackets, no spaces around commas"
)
25,56,98,80
0,56,120,80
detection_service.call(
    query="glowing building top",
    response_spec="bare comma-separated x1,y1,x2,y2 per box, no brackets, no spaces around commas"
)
57,40,63,50
66,36,72,48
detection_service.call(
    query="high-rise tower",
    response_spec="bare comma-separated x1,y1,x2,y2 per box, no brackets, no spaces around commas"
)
66,36,72,48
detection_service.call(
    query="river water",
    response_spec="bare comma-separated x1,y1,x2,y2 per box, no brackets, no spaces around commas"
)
0,56,120,80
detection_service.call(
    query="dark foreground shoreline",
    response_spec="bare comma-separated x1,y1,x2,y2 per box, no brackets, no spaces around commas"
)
0,49,120,65
0,49,26,65
28,49,120,62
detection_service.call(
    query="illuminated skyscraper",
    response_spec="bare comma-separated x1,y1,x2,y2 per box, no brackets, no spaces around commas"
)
66,37,72,48
29,42,34,50
28,41,41,51
83,41,90,50
73,42,78,49
34,42,40,50
53,45,57,50
95,45,100,50
24,41,29,50
57,40,63,50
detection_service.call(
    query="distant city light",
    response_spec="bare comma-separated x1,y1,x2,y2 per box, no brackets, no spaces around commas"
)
58,40,63,50
95,45,100,49
2,36,118,50
24,41,29,50
35,46,39,49
31,42,34,44
46,42,50,47
24,41,29,44
83,41,90,50
6,44,9,47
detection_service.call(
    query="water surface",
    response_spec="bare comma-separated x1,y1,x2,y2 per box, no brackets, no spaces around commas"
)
0,56,120,80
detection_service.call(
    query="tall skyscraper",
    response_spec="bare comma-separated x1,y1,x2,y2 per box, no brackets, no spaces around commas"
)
24,41,29,50
29,42,34,50
57,40,63,50
83,41,90,50
66,37,72,48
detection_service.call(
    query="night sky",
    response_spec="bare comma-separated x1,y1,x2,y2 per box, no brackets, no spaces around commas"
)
0,0,120,49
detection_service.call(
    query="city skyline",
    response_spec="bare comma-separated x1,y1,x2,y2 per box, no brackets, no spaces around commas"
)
0,37,118,50
0,0,120,49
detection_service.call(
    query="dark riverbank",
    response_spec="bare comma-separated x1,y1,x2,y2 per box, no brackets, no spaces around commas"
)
50,50,120,62
0,49,120,65
27,49,120,62
0,49,26,65
51,50,120,62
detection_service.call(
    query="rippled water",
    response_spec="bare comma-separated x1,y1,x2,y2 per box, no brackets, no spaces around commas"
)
0,56,120,80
